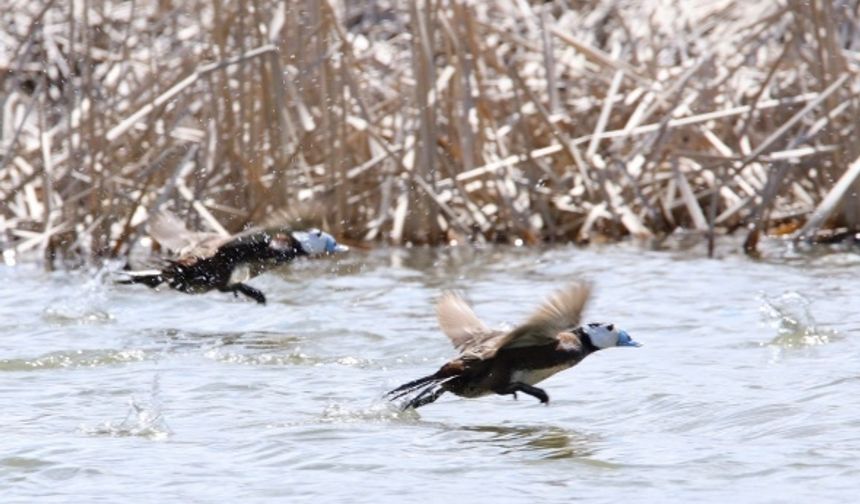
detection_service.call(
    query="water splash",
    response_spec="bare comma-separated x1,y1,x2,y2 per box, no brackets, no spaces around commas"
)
42,271,114,325
203,345,373,368
204,347,319,366
319,401,419,424
81,376,171,440
42,305,113,325
759,292,839,349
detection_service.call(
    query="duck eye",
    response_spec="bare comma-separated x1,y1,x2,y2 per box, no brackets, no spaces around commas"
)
314,230,322,237
607,324,614,332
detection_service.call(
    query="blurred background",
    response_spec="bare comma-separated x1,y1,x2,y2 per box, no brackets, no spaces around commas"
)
3,0,860,267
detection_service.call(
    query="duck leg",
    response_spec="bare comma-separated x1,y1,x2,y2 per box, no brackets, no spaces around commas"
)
221,283,267,304
501,382,550,405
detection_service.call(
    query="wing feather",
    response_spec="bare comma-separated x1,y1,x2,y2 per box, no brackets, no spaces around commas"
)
435,283,591,360
148,211,229,258
499,282,592,350
435,292,491,351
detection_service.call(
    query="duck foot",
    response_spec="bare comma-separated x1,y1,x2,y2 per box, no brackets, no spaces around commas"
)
221,283,267,304
501,382,550,405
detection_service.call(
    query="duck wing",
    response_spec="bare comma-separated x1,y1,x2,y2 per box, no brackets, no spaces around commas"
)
458,330,509,360
497,282,592,350
435,292,497,347
435,292,508,360
148,211,230,259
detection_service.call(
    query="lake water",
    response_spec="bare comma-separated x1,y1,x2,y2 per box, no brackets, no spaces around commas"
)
2,241,859,503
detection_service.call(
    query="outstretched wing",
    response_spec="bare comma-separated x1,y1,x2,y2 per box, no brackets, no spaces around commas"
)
498,282,592,350
148,211,229,259
436,292,491,350
436,292,507,360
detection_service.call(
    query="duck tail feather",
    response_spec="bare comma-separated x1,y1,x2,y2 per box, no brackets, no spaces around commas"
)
401,382,447,410
385,373,445,401
386,374,458,411
115,270,165,288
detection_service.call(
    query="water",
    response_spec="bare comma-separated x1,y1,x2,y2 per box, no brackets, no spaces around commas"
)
2,242,859,503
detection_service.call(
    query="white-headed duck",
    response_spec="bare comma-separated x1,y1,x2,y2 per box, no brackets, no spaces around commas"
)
387,283,640,409
119,212,348,304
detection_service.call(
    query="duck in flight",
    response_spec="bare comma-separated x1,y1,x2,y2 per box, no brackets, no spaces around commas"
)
386,283,640,410
119,211,348,304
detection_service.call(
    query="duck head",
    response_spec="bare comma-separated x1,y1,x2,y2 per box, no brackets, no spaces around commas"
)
289,229,349,256
583,322,641,349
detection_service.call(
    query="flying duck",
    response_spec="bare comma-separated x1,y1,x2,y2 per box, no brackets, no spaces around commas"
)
386,283,640,409
119,212,348,304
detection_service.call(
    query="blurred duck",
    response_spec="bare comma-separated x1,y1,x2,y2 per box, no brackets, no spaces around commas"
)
119,212,348,304
387,283,640,410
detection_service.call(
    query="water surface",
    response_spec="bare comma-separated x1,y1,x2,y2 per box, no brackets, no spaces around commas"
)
2,242,859,502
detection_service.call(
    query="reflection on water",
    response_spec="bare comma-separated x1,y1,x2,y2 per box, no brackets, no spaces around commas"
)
1,241,859,502
460,424,599,460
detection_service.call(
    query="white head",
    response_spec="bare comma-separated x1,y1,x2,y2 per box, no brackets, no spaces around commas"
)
291,229,349,256
583,322,641,349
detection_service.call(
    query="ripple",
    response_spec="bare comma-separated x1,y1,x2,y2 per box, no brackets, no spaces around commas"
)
710,402,804,438
143,329,302,350
805,376,860,390
0,349,150,371
4,246,860,502
203,347,375,368
204,348,321,366
0,456,56,472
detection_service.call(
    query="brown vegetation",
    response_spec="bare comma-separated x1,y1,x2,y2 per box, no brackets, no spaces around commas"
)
2,0,860,267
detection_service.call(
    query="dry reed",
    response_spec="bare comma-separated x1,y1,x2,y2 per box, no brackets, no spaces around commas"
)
2,0,860,267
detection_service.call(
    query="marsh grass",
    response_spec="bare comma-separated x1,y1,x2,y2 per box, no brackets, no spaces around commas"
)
2,0,860,267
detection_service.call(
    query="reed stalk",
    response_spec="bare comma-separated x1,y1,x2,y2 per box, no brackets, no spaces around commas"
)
2,0,860,266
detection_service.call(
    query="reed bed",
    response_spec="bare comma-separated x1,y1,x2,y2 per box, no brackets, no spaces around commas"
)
2,0,860,267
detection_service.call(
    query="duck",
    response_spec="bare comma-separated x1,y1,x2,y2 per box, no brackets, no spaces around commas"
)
119,211,348,304
386,282,640,410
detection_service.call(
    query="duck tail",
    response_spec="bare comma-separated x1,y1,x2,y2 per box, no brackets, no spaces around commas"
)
385,373,442,401
115,269,165,288
386,372,457,410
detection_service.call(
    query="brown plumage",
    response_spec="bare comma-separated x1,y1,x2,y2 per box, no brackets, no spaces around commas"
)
387,282,638,410
436,283,590,359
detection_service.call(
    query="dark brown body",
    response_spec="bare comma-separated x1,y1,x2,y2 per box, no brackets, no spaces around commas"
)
161,232,304,294
386,284,611,409
387,325,600,409
123,230,306,304
440,339,595,398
